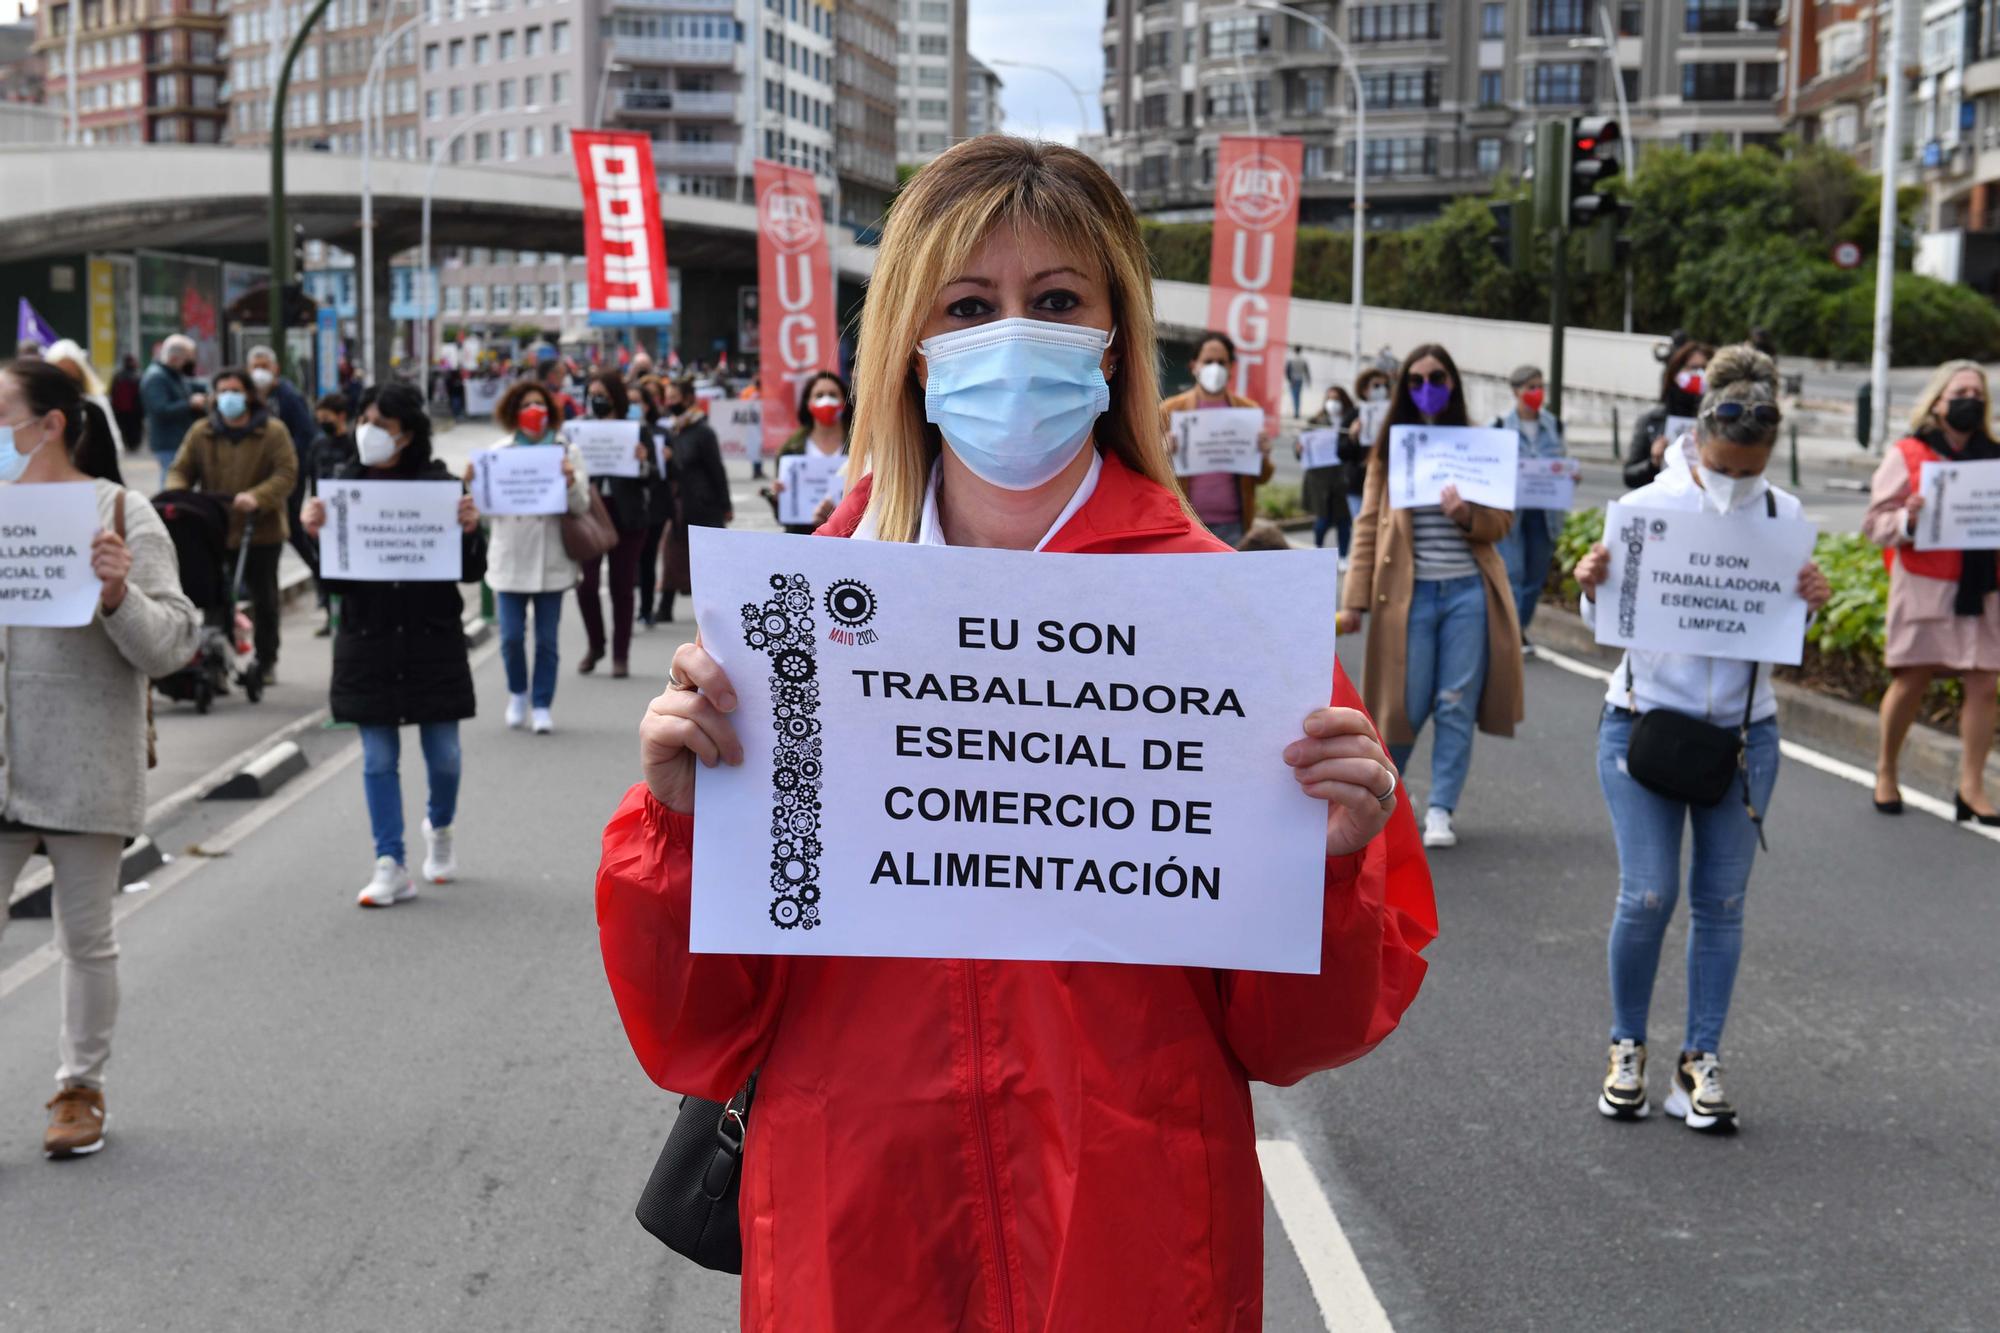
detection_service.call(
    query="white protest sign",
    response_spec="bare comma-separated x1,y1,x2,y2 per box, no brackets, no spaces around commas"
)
689,528,1342,973
710,400,766,461
1170,408,1265,477
463,377,503,417
1298,428,1345,471
1516,456,1583,511
1595,501,1818,666
469,446,567,516
1386,425,1519,510
1661,417,1698,475
320,480,464,582
1357,401,1389,447
777,451,846,527
0,482,101,627
566,420,643,478
1914,457,2000,551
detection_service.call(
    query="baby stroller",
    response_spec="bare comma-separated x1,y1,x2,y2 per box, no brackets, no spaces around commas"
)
152,490,264,713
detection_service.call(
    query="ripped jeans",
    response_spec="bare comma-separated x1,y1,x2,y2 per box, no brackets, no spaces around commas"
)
1597,708,1780,1055
1388,574,1488,813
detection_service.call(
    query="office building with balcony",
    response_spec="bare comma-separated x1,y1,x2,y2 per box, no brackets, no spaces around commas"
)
966,52,1002,138
1776,0,1884,163
741,0,837,205
834,0,898,232
896,0,966,164
417,0,594,175
601,0,761,199
35,0,227,144
225,0,420,158
1097,0,1786,229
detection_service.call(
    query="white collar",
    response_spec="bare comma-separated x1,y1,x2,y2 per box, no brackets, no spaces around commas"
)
855,450,1102,549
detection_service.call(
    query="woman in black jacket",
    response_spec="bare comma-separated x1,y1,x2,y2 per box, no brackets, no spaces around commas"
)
657,375,731,623
631,374,679,628
574,369,652,677
301,383,486,909
1623,340,1712,489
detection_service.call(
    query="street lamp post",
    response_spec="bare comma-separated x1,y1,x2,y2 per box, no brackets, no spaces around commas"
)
1871,0,1910,451
985,59,1095,138
64,0,78,144
360,4,425,388
269,0,341,375
417,106,532,381
1234,0,1366,383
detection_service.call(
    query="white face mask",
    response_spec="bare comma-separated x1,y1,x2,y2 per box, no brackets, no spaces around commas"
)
355,421,399,466
249,367,276,390
1196,362,1230,395
1695,463,1766,514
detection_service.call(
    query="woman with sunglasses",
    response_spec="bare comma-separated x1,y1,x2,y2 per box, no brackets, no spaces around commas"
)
1339,345,1523,849
1572,346,1831,1131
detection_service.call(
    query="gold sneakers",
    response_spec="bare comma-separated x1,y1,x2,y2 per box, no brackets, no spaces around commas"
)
44,1085,107,1158
1597,1038,1650,1120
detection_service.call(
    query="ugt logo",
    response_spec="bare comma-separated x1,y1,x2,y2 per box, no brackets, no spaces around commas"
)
1221,154,1296,232
760,179,824,255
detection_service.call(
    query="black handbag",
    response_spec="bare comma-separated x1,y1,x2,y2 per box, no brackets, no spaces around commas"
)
635,1073,756,1273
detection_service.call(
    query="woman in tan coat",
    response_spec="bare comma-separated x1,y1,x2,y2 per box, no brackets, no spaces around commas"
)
1338,343,1523,849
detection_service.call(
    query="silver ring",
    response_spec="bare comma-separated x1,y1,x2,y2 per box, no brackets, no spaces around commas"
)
668,669,696,692
1373,763,1398,810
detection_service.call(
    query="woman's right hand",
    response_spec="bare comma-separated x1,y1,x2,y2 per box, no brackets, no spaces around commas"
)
1904,492,1925,537
561,457,577,484
1335,609,1363,636
1649,434,1669,467
301,496,326,538
1574,541,1611,590
641,638,743,814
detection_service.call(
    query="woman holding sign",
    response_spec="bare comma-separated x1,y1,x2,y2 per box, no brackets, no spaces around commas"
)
0,360,201,1157
762,370,850,535
1162,331,1274,547
1624,340,1712,490
303,384,486,907
596,136,1435,1331
1491,364,1567,640
1338,344,1523,851
1865,360,2000,823
574,370,652,679
1573,346,1832,1131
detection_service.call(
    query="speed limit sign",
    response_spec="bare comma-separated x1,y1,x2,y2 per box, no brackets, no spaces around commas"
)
1831,240,1863,269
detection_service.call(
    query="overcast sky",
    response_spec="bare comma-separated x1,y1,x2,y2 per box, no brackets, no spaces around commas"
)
968,0,1103,146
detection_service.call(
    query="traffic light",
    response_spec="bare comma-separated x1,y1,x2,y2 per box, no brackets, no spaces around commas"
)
1487,199,1533,269
1567,116,1620,227
1585,200,1634,275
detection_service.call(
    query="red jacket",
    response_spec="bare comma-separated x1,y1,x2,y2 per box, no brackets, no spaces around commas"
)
597,453,1437,1331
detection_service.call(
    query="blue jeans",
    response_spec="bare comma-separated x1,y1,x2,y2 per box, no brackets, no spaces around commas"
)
1387,575,1487,813
497,590,564,708
153,448,179,493
1598,708,1781,1055
359,722,462,865
1497,512,1557,635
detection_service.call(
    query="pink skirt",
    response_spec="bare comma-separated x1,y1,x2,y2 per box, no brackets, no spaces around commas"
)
1884,567,2000,672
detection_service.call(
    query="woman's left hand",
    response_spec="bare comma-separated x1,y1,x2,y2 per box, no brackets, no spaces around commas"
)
811,498,837,527
1798,561,1832,613
457,494,480,533
1439,483,1472,525
92,529,132,612
1285,707,1398,858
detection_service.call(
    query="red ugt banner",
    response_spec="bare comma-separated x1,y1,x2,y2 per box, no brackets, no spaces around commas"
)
572,130,671,327
754,159,837,457
1206,136,1303,429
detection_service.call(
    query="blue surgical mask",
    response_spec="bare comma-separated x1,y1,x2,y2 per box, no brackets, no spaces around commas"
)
0,423,45,483
216,390,248,420
627,402,644,421
919,317,1112,491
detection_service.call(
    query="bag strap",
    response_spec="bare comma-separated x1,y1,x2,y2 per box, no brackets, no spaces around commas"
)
1735,486,1781,848
113,488,127,540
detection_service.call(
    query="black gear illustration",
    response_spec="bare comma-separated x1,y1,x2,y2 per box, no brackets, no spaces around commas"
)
771,897,803,928
785,586,812,612
745,573,825,932
824,579,877,629
798,884,821,904
773,649,815,682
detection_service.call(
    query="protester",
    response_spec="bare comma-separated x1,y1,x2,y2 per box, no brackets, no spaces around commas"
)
1162,331,1274,546
110,353,144,452
481,380,591,733
299,392,357,636
573,369,651,678
656,375,729,624
596,135,1435,1331
538,350,579,421
41,339,122,484
1338,343,1523,850
141,334,206,487
632,375,678,629
246,345,314,459
1572,345,1831,1131
1864,359,2000,823
165,366,296,683
0,359,201,1157
302,383,485,907
1300,384,1356,556
1284,344,1311,418
762,369,850,534
1492,364,1567,643
1625,340,1712,489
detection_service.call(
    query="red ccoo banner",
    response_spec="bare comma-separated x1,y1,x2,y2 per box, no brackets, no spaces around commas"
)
572,130,671,327
1206,135,1303,429
754,159,837,458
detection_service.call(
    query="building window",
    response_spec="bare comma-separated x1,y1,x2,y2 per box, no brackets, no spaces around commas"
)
1362,68,1439,110
1480,3,1503,38
524,25,541,56
1474,136,1502,174
1743,62,1778,101
1203,78,1270,120
544,282,563,312
524,74,541,104
473,33,489,63
491,284,510,313
1682,62,1736,102
1349,4,1438,43
1138,30,1173,69
1206,14,1271,57
1141,91,1168,127
1478,70,1502,106
449,86,465,114
526,124,543,154
551,20,569,52
499,30,515,59
551,71,568,103
1685,0,1739,34
472,83,488,111
1620,67,1639,104
1348,136,1437,177
1529,60,1593,105
447,38,463,67
1528,0,1590,36
1617,1,1642,36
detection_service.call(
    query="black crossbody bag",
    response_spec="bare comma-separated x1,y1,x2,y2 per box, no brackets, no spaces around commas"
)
635,1073,756,1273
1621,490,1774,839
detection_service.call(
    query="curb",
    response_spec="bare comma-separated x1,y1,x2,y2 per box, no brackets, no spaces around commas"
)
8,835,165,918
202,740,309,801
1528,606,2000,799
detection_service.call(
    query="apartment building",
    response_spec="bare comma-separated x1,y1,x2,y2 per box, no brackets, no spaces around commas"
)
35,0,227,144
1097,0,1786,228
1,20,44,103
834,0,898,231
226,0,419,158
966,52,1002,138
896,0,966,164
417,0,592,175
745,0,836,197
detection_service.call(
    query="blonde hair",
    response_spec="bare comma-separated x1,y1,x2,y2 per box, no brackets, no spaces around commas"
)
1907,358,1992,437
1698,344,1781,448
42,339,104,397
849,135,1180,543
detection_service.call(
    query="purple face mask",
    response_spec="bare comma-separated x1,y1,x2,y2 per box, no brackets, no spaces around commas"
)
1411,380,1452,417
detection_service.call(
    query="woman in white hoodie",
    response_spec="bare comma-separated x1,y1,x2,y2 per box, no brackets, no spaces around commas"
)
477,379,591,733
1572,346,1831,1135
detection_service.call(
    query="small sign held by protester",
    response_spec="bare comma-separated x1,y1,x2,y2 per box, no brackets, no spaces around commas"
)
776,452,844,527
0,482,101,627
1913,458,2000,551
320,480,464,582
1594,501,1818,665
1386,425,1520,510
1516,456,1583,511
710,400,766,461
1170,407,1265,476
469,447,568,516
1298,428,1345,471
566,420,644,479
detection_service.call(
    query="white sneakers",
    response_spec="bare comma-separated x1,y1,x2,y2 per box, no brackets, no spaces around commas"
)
1421,807,1458,849
531,707,554,735
422,820,456,884
357,856,416,908
505,693,529,729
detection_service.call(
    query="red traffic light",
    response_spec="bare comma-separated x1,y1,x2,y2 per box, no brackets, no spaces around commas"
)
1572,117,1620,158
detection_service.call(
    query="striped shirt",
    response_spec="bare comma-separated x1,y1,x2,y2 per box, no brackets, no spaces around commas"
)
1410,506,1478,580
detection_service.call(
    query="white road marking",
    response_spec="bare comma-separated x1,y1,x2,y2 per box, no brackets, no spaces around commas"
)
1531,645,2000,845
1258,1137,1395,1333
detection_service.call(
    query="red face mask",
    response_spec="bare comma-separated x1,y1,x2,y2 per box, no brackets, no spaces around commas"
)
808,397,844,426
517,402,549,437
1675,369,1704,395
1520,388,1545,412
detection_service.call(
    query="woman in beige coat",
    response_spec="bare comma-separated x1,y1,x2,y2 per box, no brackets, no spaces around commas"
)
0,359,201,1158
1338,343,1523,849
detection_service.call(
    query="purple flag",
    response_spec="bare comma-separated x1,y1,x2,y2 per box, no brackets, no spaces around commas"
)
16,298,57,351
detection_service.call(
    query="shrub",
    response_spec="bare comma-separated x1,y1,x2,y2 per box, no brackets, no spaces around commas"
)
1258,482,1304,521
